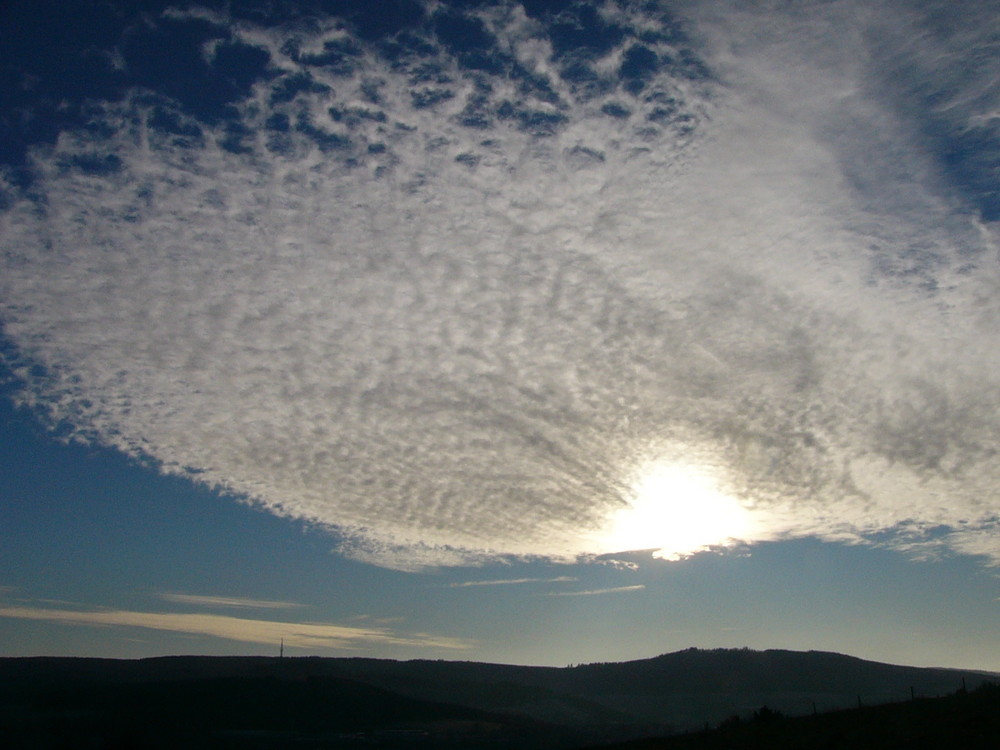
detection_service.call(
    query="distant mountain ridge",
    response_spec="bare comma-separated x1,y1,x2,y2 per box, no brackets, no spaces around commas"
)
1,648,994,748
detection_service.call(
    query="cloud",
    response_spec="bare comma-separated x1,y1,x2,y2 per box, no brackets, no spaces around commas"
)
2,1,1000,568
350,614,406,625
594,559,640,572
157,593,305,609
546,585,645,597
0,604,470,651
446,576,578,588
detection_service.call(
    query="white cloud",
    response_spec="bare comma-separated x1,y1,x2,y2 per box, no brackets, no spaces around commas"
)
0,604,470,651
546,585,645,597
446,576,578,588
593,559,640,572
157,593,305,609
2,1,1000,568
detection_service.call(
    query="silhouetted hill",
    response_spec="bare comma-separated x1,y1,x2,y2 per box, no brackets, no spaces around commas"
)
0,649,994,748
584,680,1000,749
0,665,564,749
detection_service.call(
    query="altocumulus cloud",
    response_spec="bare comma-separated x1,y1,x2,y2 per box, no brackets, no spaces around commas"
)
2,0,1000,568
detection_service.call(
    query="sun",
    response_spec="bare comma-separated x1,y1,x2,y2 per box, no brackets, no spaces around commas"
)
598,462,753,560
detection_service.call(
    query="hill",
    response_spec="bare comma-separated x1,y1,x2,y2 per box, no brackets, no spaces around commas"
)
0,648,993,748
587,680,1000,749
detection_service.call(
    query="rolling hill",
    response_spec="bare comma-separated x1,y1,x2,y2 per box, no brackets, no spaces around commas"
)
0,648,993,748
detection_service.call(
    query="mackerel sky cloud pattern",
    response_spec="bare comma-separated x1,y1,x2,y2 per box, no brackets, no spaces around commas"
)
2,0,1000,569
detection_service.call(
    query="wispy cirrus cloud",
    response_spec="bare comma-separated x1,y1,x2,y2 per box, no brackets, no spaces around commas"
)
2,0,1000,569
446,577,578,588
157,593,305,610
545,585,645,597
0,605,471,651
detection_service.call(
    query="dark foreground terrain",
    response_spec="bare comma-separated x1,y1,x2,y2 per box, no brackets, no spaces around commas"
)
0,648,993,748
591,681,1000,750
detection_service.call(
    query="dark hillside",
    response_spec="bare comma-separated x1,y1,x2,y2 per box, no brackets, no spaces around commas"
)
564,648,971,695
0,649,994,748
320,649,991,728
584,680,1000,750
0,671,566,749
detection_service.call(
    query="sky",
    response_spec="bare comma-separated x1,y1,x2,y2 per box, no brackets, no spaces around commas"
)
2,0,1000,670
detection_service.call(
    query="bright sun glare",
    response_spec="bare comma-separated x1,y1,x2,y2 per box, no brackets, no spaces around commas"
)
599,463,753,560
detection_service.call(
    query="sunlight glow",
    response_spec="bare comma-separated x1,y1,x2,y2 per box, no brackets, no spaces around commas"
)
600,463,753,560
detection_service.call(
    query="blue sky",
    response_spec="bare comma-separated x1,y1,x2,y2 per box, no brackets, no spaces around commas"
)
2,0,1000,669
